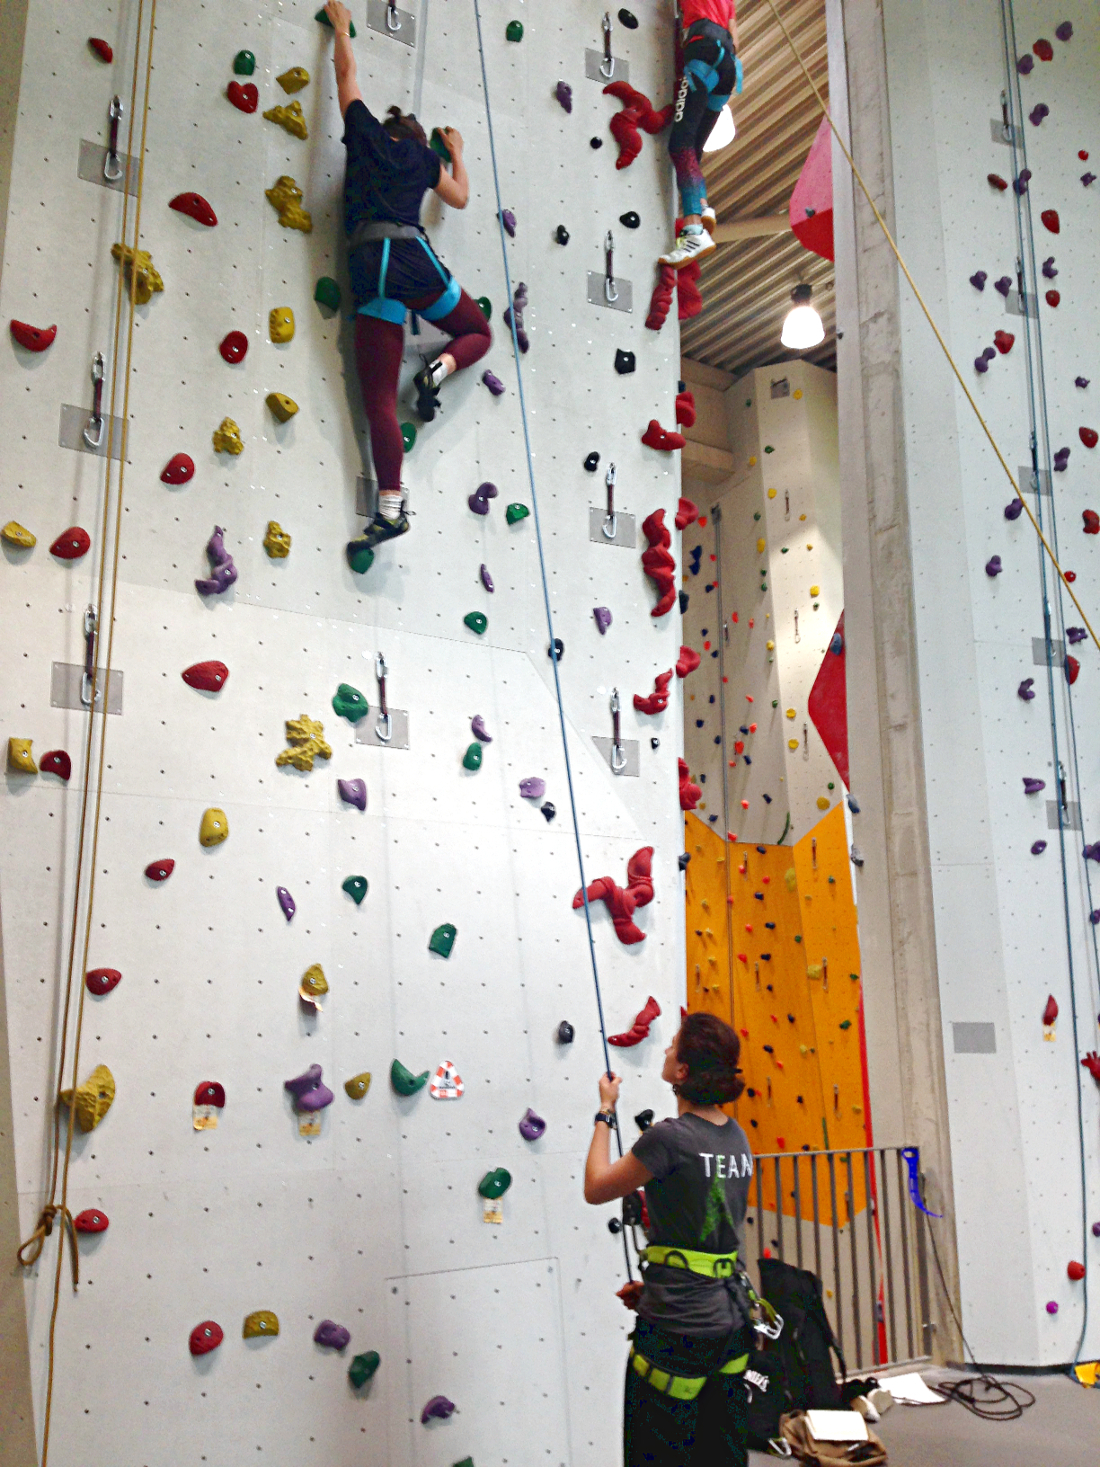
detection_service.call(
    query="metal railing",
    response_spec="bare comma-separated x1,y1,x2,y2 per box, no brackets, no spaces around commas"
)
744,1147,932,1375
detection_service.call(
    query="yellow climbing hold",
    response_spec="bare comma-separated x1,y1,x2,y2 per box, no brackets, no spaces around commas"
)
266,392,298,423
266,175,312,232
799,1044,809,1056
756,538,766,554
213,417,244,455
200,808,229,846
793,389,803,400
243,1310,280,1338
748,456,757,467
810,585,820,597
786,708,796,719
807,963,823,981
806,543,813,550
344,1072,372,1099
269,307,295,343
111,242,163,304
799,513,807,521
817,796,830,810
7,738,37,774
264,521,292,558
277,66,310,93
767,488,777,499
766,640,775,651
299,963,328,1003
276,716,331,772
59,1063,115,1132
1,521,35,548
784,868,797,893
263,100,308,139
788,738,799,751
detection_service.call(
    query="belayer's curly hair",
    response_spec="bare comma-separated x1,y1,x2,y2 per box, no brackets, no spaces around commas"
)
674,1012,745,1106
383,105,427,147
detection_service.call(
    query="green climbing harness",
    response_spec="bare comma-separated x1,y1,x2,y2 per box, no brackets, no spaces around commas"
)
628,1344,749,1400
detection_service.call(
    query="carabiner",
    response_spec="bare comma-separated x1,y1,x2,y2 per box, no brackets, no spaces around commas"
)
604,230,618,303
374,651,392,742
602,462,617,539
610,688,627,773
104,95,124,181
601,11,615,78
386,0,402,31
83,352,105,448
793,610,800,644
81,605,99,707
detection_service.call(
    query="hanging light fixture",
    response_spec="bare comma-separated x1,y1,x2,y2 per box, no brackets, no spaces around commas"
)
781,282,825,350
702,104,736,153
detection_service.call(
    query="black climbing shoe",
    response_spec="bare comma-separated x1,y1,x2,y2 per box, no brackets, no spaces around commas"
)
413,362,444,421
362,511,410,547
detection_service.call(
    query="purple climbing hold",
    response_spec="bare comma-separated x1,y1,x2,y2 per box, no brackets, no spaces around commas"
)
1017,54,1034,74
503,282,529,353
1084,843,1100,863
1018,677,1036,701
284,1064,334,1112
1078,378,1092,389
541,801,556,822
555,81,573,112
482,370,505,396
1005,498,1024,520
1091,910,1100,926
471,714,492,742
1013,169,1032,195
1067,627,1087,644
1055,21,1073,41
1083,174,1097,188
500,209,516,237
985,555,1003,576
1031,840,1047,855
195,526,238,596
1045,1300,1059,1315
314,1319,351,1350
594,606,612,634
994,276,1013,297
1054,446,1070,471
969,270,987,290
1023,777,1046,795
519,776,546,800
518,1107,546,1141
468,481,498,516
277,886,296,921
338,778,367,811
1029,103,1050,126
982,346,997,360
975,357,990,375
480,564,495,592
1042,256,1058,279
420,1395,456,1424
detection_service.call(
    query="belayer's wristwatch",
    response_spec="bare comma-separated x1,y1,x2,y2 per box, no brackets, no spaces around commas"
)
594,1110,616,1127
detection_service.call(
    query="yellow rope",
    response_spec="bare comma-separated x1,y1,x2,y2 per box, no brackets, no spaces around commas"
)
761,0,1099,653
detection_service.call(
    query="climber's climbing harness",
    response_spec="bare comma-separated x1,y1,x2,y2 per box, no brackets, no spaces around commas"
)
80,607,99,709
104,95,124,181
639,1245,784,1340
604,231,619,302
351,222,461,325
83,352,106,448
601,11,615,78
602,462,618,539
610,689,627,773
374,652,392,743
387,0,401,31
629,1346,749,1399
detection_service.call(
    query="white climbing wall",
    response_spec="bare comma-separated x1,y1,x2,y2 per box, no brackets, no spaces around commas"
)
0,0,695,1457
881,0,1100,1362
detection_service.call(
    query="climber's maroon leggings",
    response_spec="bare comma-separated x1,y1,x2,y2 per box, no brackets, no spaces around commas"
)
354,288,492,492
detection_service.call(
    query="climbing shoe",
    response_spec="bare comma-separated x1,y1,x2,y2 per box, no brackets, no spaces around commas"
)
361,511,410,547
659,227,716,269
413,360,446,421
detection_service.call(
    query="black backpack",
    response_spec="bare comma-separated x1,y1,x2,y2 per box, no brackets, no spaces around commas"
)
744,1259,847,1451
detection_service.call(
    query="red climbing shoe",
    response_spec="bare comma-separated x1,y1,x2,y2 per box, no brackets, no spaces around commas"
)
642,420,686,451
659,228,715,269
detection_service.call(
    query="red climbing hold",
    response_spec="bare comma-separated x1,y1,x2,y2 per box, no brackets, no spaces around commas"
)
1040,209,1060,234
675,389,696,428
608,105,644,169
646,264,676,332
74,1208,109,1232
641,510,677,617
1042,995,1059,1026
1065,655,1080,685
219,330,248,364
608,994,662,1047
189,1321,224,1357
39,749,71,781
676,645,701,678
1081,427,1099,449
194,1081,225,1108
50,526,90,560
987,173,1009,192
227,80,259,114
85,968,121,996
676,497,699,530
160,452,194,485
642,419,686,451
677,260,703,321
1083,510,1099,534
634,669,673,715
169,192,218,227
88,37,113,63
10,319,57,352
993,330,1015,355
1032,38,1053,61
679,757,701,811
144,858,175,882
574,847,654,946
1068,1260,1086,1281
1083,1052,1100,1083
603,82,672,142
182,660,229,692
1065,570,1077,582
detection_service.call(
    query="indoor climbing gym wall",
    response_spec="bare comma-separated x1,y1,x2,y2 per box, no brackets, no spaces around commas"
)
881,0,1100,1363
0,1,698,1460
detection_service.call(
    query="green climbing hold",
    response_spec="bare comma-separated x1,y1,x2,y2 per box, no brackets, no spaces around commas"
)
346,539,375,574
348,1350,380,1388
462,742,483,771
314,276,341,310
476,297,492,320
506,503,529,525
753,512,761,521
429,922,457,957
764,445,775,453
464,611,488,635
400,422,417,452
233,49,256,75
430,127,452,163
478,1167,512,1200
505,19,524,40
839,1019,852,1030
316,7,356,36
454,1460,475,1467
332,683,369,724
772,700,779,708
391,1059,430,1096
794,934,802,943
342,875,368,904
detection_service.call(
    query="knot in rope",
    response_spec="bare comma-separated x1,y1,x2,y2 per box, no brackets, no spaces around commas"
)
17,1204,79,1287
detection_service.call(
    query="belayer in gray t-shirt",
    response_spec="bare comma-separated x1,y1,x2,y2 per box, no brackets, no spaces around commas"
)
584,1011,755,1467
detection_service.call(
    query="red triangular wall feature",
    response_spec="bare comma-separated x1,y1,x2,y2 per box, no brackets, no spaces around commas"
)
808,610,849,788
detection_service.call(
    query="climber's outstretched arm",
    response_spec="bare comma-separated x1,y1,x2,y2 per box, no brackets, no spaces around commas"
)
434,128,469,209
325,0,361,115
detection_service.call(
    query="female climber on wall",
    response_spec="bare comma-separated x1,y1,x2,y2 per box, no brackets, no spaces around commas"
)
584,1012,755,1467
660,0,740,268
325,0,491,555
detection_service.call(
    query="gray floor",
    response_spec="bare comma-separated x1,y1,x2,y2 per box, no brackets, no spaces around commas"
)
748,1368,1100,1467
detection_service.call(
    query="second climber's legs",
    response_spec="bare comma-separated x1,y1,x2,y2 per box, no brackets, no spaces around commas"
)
411,288,493,421
661,26,737,268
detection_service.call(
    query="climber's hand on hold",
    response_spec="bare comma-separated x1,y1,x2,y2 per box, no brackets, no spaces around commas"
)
435,130,469,209
324,0,353,35
617,1280,644,1312
599,1071,622,1110
442,126,464,159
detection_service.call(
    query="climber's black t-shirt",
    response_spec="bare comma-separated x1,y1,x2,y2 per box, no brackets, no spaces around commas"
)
341,99,441,233
632,1113,754,1336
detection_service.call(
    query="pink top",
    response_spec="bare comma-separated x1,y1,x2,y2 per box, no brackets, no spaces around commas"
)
682,0,734,28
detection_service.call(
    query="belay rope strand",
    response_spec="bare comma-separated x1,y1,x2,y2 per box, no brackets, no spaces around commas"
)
470,0,633,1280
14,3,158,1459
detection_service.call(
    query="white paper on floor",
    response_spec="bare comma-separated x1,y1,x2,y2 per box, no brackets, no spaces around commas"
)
882,1372,948,1405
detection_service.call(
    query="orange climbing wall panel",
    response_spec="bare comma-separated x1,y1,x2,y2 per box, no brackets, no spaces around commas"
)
684,814,732,1023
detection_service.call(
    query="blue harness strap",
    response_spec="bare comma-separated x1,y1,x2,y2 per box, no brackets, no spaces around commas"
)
358,235,460,324
417,240,461,320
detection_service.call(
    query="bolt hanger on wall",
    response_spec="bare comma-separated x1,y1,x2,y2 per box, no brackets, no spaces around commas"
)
355,651,409,749
586,13,629,82
367,0,416,46
588,230,633,312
